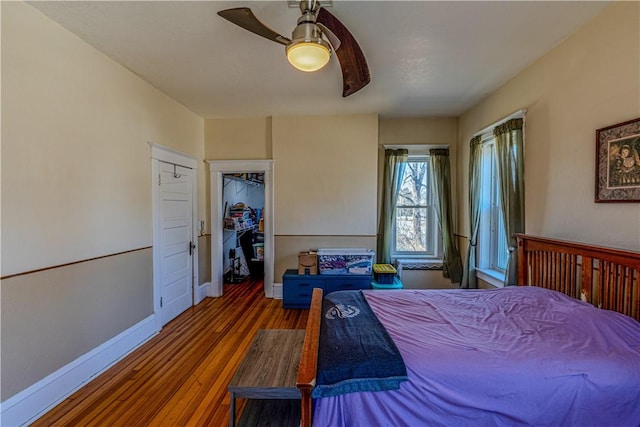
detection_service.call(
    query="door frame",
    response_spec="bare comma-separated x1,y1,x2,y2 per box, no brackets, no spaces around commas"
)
208,160,274,298
151,143,199,331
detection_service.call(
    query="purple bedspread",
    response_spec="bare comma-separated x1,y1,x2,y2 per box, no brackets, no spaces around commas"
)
312,287,640,427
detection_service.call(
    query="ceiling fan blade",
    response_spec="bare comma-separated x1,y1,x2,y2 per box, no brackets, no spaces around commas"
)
218,8,291,46
316,23,341,51
316,7,370,97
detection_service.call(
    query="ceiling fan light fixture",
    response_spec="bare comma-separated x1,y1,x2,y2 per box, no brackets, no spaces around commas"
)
286,20,331,72
286,40,331,72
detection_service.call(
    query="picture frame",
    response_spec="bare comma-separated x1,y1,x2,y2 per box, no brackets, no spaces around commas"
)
595,117,640,202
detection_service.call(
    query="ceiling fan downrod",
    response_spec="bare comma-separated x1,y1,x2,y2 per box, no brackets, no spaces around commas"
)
286,0,332,72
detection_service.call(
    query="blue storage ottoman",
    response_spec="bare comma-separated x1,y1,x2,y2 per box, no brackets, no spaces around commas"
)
371,276,403,290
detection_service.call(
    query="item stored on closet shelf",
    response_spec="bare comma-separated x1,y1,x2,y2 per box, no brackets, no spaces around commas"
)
224,217,255,231
256,207,264,232
229,203,251,219
317,249,374,275
253,243,264,261
298,251,318,275
224,202,255,231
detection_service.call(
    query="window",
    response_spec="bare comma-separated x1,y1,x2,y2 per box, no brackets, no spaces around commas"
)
392,156,441,258
477,138,509,284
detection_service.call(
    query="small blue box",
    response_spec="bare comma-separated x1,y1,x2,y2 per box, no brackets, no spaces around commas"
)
371,277,403,290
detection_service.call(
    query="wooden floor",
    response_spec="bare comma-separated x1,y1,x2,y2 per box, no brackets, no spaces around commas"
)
31,280,308,426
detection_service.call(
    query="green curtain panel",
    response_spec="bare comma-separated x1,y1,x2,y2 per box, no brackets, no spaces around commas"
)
494,118,525,286
461,136,483,289
429,149,463,284
377,149,408,263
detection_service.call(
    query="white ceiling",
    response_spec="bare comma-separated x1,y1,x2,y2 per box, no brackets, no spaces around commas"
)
28,1,609,119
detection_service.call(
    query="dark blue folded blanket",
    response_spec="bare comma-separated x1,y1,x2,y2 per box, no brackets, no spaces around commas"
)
312,290,408,398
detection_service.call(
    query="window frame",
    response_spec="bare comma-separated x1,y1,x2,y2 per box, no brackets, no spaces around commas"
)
477,138,508,287
474,111,525,287
390,154,442,261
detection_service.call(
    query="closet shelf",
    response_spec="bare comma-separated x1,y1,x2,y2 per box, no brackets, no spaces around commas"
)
223,175,263,187
224,224,256,232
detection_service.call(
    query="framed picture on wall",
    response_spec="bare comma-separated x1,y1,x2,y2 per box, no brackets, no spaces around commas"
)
595,117,640,202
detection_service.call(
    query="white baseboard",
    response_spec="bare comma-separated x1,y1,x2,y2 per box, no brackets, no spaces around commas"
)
0,315,158,427
210,278,222,297
273,282,283,299
195,282,211,304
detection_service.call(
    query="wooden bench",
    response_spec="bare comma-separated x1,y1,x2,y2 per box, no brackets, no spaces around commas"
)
228,329,305,427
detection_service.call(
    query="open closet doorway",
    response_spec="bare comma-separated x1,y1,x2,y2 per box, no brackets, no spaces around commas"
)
208,160,274,298
222,173,264,286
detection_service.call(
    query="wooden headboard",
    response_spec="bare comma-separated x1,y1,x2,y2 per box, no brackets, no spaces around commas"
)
516,234,640,322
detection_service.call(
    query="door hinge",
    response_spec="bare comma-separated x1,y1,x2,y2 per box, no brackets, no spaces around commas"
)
160,297,163,308
189,241,196,256
158,174,161,186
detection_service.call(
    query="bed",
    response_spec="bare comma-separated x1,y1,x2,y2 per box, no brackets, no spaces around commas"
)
296,234,640,427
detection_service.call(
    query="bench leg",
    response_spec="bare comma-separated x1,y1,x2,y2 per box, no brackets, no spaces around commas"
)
229,392,236,427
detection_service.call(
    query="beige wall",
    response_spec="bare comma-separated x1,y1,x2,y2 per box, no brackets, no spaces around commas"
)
204,117,272,160
272,114,378,280
2,2,205,276
379,117,458,146
198,234,211,284
1,250,152,400
1,1,204,401
205,114,379,282
457,2,640,254
272,114,378,235
401,270,455,290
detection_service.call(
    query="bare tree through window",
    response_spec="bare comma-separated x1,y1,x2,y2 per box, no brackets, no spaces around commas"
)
394,160,432,253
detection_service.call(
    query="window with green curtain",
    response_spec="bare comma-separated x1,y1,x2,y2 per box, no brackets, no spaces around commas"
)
429,148,463,284
377,149,408,264
463,113,525,289
461,136,483,289
493,118,525,286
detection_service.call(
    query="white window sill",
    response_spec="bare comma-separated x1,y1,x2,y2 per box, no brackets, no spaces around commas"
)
394,258,443,277
476,268,505,288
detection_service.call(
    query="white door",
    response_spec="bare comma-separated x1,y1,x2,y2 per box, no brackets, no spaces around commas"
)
159,161,194,326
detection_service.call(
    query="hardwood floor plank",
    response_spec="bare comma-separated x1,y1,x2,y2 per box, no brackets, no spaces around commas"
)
31,281,308,426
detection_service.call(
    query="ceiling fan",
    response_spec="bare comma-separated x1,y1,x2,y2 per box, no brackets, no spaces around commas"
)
217,0,370,97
